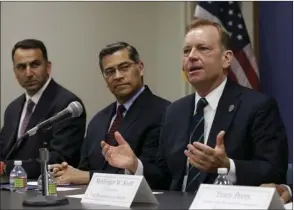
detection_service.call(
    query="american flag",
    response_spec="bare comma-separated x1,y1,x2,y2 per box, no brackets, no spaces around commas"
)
194,1,259,90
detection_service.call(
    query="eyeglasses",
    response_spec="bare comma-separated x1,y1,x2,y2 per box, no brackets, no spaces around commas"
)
102,62,137,77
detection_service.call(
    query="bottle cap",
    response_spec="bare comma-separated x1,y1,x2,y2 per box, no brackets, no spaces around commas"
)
217,168,228,174
14,160,22,166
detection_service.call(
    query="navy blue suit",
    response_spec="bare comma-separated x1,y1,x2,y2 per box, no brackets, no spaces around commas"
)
78,86,170,189
151,78,288,191
0,79,86,179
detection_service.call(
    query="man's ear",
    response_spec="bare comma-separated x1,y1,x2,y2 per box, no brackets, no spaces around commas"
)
46,61,52,74
222,50,233,69
137,61,144,76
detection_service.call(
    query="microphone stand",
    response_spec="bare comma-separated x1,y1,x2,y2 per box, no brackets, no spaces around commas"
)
22,127,69,207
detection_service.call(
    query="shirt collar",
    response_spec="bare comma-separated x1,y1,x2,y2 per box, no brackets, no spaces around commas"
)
194,77,227,114
25,77,52,105
116,85,145,112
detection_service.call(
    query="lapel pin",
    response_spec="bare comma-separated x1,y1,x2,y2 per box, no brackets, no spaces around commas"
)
228,105,235,112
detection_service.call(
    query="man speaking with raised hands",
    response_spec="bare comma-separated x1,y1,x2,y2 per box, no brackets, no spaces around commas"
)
101,18,288,192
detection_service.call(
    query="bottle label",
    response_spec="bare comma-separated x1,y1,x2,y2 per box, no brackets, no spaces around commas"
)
13,178,27,188
48,184,57,195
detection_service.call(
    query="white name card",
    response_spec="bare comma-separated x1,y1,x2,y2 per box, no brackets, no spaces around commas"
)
189,184,285,209
81,173,158,208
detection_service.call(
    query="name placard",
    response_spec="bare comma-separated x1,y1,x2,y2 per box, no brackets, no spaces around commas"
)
81,173,158,208
189,184,284,209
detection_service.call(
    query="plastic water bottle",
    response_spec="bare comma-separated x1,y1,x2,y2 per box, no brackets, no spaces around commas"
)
9,160,27,193
37,166,57,196
213,168,232,185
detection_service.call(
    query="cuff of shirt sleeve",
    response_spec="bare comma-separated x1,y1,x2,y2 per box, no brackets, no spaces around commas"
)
283,184,292,198
227,158,237,184
125,158,144,175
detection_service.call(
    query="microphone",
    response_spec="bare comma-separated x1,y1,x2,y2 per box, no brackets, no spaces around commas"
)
4,101,83,161
25,101,83,137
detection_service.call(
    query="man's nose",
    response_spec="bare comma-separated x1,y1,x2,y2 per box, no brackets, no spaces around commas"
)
188,48,200,60
113,70,124,79
24,66,33,76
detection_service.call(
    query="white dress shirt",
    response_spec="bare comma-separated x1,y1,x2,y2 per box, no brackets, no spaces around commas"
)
130,77,237,185
17,77,52,138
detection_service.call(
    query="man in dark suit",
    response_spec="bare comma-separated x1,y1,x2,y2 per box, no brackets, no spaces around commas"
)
101,19,288,191
0,39,86,179
50,42,170,186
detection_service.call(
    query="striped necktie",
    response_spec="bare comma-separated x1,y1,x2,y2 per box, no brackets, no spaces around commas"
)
107,105,126,146
185,97,208,192
20,99,35,136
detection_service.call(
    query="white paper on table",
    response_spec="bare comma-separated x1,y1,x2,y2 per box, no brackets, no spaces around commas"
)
67,191,163,200
285,202,293,210
27,181,38,186
67,194,85,199
27,181,80,191
152,192,164,194
57,187,80,191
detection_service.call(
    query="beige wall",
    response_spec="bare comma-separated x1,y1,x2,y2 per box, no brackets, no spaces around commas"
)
0,1,254,126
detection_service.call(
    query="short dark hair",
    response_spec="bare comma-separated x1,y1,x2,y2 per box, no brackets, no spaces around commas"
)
98,41,140,72
12,39,48,61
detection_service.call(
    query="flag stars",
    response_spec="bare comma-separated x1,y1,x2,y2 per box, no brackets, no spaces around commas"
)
228,21,233,26
237,35,243,40
238,13,242,18
229,10,234,15
228,1,233,4
220,8,223,12
238,24,243,29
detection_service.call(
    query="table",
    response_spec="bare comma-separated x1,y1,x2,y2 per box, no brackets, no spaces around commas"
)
0,185,196,209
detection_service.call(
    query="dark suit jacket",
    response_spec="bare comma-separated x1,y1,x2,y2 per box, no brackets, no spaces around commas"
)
0,79,86,179
151,78,288,191
78,86,170,189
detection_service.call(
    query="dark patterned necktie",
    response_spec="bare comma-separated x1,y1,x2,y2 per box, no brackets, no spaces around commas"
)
185,97,208,192
107,105,126,146
19,99,35,136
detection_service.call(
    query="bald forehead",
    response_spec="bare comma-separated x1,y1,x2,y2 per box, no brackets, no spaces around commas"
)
184,25,221,46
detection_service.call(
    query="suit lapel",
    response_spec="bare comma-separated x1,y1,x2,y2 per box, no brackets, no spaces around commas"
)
15,80,59,150
3,95,26,158
206,79,241,148
98,103,116,170
99,87,151,170
199,79,242,184
25,80,58,131
172,94,195,189
101,103,117,140
118,87,152,137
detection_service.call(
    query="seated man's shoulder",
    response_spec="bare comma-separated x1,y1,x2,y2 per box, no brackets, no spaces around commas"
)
237,84,277,108
147,94,171,110
87,103,114,126
46,81,87,122
4,94,25,114
54,81,83,103
166,93,194,112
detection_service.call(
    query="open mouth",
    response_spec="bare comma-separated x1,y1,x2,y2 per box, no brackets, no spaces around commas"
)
189,66,203,72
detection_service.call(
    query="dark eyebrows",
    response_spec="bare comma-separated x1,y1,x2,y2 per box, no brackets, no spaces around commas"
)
104,61,133,71
14,59,42,68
